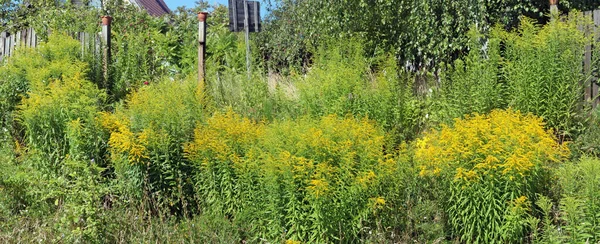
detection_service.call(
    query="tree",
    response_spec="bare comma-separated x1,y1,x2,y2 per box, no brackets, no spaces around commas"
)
258,0,600,72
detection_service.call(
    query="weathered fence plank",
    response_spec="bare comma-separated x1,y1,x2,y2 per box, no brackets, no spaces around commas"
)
584,11,593,102
593,10,600,107
8,34,14,57
0,29,102,61
0,32,5,61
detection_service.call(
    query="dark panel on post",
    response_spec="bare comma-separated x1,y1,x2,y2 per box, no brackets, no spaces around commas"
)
251,1,260,32
229,0,261,32
229,0,238,32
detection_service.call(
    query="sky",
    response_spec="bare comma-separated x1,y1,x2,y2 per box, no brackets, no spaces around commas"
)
163,0,268,18
164,0,269,17
164,0,226,10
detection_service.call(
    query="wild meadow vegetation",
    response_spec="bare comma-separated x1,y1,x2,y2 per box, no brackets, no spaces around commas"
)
2,0,600,243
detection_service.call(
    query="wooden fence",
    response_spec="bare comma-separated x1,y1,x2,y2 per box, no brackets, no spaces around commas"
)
0,28,101,62
584,9,600,108
0,28,38,61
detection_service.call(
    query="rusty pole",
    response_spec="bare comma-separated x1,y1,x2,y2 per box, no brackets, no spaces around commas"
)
198,12,208,86
101,16,112,94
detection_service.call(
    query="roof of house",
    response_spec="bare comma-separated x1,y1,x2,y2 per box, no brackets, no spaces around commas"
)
133,0,171,16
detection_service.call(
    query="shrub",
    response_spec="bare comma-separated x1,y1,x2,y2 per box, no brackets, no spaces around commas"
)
0,34,110,242
19,73,107,167
295,40,421,141
184,112,403,242
555,157,600,242
0,34,86,136
184,110,264,234
503,15,591,137
204,70,281,121
573,107,600,157
430,27,505,125
101,78,204,212
259,115,397,242
415,109,569,243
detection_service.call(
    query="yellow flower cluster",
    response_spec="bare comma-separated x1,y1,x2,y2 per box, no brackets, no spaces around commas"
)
265,115,392,199
370,196,386,210
185,112,396,203
415,109,569,182
307,179,329,198
99,112,149,164
184,110,264,168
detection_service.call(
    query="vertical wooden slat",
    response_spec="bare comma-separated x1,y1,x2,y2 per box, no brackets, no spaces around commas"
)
2,32,9,57
23,29,29,48
28,28,33,48
15,31,21,48
95,33,100,59
8,34,14,57
85,32,90,53
86,32,90,55
12,34,17,55
593,10,600,107
584,11,593,103
20,30,25,47
595,10,600,39
0,32,5,61
231,0,238,32
32,28,37,48
7,32,10,56
80,32,84,56
101,16,112,93
6,34,10,57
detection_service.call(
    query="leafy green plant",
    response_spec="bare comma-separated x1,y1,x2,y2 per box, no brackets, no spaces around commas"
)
533,195,561,244
0,34,88,137
415,109,570,243
556,158,600,242
292,39,422,141
503,14,591,138
258,0,600,72
184,112,406,242
18,67,107,168
0,33,110,242
101,78,203,213
574,107,600,157
430,27,505,125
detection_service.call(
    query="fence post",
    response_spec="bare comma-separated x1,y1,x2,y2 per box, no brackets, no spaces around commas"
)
198,12,208,86
102,16,112,94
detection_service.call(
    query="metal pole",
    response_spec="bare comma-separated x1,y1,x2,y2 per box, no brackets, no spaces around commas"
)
198,12,208,86
244,0,251,79
101,16,112,94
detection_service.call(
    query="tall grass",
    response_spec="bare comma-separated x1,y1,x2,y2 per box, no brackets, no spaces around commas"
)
503,15,591,138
